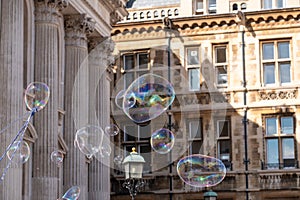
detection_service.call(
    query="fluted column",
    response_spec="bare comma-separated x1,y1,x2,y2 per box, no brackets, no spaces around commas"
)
0,1,24,199
88,38,115,200
32,1,68,200
63,14,94,200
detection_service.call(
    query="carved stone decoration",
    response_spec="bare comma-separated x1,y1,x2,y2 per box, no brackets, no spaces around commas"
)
211,92,230,103
34,0,68,24
259,89,297,100
64,14,95,47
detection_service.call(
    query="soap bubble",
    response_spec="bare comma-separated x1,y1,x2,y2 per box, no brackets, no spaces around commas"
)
177,154,226,188
61,186,80,200
74,125,103,158
101,143,111,157
123,73,175,124
150,128,175,154
24,82,50,111
115,90,125,109
51,150,64,167
113,155,123,165
6,140,30,164
104,124,119,136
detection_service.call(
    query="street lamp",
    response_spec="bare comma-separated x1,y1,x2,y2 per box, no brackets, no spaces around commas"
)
203,190,218,200
122,147,145,200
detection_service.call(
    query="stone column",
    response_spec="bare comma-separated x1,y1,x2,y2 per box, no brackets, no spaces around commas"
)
32,1,68,200
0,0,24,199
88,38,115,200
63,14,94,200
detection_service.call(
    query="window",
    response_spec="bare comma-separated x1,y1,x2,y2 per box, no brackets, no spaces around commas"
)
264,115,296,169
261,40,291,85
232,3,238,11
213,45,228,86
208,0,216,14
241,3,247,10
262,0,286,9
187,119,202,155
123,123,152,173
122,52,149,89
195,0,204,14
186,47,200,91
216,118,231,170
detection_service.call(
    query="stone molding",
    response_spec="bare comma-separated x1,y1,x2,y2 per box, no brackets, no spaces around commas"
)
259,89,297,101
34,0,68,25
64,14,95,47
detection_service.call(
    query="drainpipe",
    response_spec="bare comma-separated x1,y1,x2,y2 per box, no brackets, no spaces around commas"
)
237,11,249,200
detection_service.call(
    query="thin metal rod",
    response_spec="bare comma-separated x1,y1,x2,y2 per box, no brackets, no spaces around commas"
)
241,27,249,200
167,30,173,200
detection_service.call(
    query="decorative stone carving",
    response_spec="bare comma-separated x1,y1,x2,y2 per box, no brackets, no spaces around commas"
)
34,0,68,24
64,14,95,47
259,89,297,100
211,92,230,103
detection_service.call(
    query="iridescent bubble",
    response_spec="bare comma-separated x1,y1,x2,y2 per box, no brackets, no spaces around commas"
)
74,125,103,158
177,154,226,188
113,155,123,165
123,73,175,123
24,82,50,111
115,90,125,109
104,124,119,136
51,150,64,167
61,186,80,200
7,140,30,164
150,128,175,154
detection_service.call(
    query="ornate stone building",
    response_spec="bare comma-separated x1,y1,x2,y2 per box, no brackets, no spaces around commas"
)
111,0,300,199
0,0,127,200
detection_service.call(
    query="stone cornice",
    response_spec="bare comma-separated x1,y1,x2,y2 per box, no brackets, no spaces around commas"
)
112,7,300,36
34,0,68,25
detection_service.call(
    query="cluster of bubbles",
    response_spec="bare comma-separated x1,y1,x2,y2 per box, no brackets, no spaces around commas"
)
177,154,226,188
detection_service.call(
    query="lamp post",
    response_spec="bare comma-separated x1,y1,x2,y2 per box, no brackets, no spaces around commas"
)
203,190,218,200
122,147,145,200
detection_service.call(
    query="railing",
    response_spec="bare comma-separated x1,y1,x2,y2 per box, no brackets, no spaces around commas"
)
260,160,299,170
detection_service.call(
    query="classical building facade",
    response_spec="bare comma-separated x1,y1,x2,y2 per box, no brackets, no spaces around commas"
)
0,0,127,200
110,0,300,199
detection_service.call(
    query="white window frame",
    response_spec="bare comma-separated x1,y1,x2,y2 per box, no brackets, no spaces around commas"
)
187,119,202,155
186,46,201,91
213,44,228,87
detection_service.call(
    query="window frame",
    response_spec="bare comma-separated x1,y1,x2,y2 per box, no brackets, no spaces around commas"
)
216,118,232,170
213,44,228,87
186,46,201,91
262,0,286,9
261,39,291,86
122,50,150,89
187,118,203,155
264,115,296,169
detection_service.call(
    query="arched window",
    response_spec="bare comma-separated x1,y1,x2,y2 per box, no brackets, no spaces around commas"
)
140,12,144,19
232,3,238,11
154,10,158,18
133,12,137,19
161,10,165,17
168,9,172,16
241,3,247,10
174,9,179,16
147,11,151,18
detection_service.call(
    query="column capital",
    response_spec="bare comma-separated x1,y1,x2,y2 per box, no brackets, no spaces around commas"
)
34,0,69,25
65,14,95,47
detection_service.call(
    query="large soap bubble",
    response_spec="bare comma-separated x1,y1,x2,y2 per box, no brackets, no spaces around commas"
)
24,82,50,111
150,128,175,154
123,73,175,124
177,154,226,188
74,125,103,158
61,186,80,200
6,141,30,165
104,124,119,136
